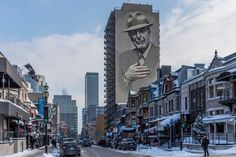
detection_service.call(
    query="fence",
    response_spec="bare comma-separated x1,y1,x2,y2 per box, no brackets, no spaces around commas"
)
183,133,236,145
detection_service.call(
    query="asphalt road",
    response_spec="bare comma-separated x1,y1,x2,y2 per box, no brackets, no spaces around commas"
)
81,146,236,157
81,146,148,157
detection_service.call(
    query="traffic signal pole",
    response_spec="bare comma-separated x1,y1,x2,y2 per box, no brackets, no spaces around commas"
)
180,112,183,151
45,120,48,153
44,83,49,154
44,105,48,153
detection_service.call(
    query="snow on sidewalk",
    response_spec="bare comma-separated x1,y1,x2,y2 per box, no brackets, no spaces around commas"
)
2,149,42,157
2,148,60,157
135,147,199,157
128,145,236,157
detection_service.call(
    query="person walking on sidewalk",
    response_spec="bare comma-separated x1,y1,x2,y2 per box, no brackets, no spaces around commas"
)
201,136,209,156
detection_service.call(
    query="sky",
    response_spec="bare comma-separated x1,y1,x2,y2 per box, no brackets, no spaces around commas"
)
1,0,236,133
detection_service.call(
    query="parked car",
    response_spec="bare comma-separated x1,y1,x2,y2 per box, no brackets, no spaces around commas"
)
60,138,74,145
97,138,106,147
118,138,137,150
60,140,81,156
82,139,91,147
111,137,122,149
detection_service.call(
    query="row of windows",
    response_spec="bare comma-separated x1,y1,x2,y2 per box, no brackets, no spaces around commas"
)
149,99,175,117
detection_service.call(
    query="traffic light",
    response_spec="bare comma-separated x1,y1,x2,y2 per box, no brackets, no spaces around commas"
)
44,106,49,123
181,114,185,128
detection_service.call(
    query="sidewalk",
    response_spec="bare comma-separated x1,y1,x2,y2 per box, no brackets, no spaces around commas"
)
3,145,56,157
133,144,236,157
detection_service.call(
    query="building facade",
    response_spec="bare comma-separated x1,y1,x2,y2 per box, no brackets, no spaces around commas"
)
202,51,236,143
85,72,99,107
0,52,32,156
104,2,160,129
53,95,78,137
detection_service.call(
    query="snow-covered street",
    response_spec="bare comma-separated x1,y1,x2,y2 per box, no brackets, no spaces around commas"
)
3,145,236,157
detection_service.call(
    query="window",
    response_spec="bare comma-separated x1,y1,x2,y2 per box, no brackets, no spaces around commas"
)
185,97,188,110
216,84,224,97
171,99,174,111
200,88,205,107
216,110,223,115
143,93,148,102
168,100,171,112
150,107,154,117
209,86,214,98
166,103,168,113
159,105,162,115
208,78,214,85
209,111,214,115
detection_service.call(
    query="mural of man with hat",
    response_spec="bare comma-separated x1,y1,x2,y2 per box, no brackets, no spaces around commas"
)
118,11,160,93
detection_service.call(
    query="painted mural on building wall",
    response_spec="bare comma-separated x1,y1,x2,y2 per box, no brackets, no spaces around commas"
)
115,5,160,103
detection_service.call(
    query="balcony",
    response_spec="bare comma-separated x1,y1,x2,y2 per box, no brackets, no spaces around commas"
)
219,89,236,109
139,102,148,109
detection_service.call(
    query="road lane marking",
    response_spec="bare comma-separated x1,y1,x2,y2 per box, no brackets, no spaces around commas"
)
90,149,102,157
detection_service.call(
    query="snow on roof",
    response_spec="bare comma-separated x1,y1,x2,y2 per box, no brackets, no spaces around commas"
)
228,67,236,73
202,114,236,124
173,79,179,87
223,56,236,64
130,90,137,95
160,113,180,127
149,116,167,123
208,66,225,73
150,83,158,88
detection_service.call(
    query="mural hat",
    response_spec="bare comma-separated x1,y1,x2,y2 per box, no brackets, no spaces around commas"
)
123,11,153,32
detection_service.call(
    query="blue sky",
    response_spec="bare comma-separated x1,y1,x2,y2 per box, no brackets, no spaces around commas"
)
0,0,177,42
1,0,236,132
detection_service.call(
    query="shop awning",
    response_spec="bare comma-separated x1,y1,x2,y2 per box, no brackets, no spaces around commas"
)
160,113,180,127
202,114,236,124
121,126,136,133
149,116,167,123
0,99,30,121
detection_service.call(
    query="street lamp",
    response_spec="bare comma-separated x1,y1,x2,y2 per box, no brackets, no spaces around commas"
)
44,83,49,153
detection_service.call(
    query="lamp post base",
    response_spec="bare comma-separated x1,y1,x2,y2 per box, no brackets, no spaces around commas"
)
45,145,48,153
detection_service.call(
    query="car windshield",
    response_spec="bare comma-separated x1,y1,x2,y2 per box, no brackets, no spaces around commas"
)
64,142,77,147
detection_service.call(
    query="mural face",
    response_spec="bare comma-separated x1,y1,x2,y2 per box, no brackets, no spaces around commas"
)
115,7,160,104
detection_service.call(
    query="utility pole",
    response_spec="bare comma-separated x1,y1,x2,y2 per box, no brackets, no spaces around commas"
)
44,83,49,154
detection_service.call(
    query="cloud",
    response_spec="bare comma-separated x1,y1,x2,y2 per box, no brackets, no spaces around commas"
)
0,33,104,132
161,0,236,70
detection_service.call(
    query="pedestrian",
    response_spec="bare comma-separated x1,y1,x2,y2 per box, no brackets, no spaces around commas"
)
201,136,209,156
52,138,57,149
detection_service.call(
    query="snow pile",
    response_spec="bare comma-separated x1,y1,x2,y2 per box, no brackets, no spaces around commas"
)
160,113,180,127
132,145,236,156
3,149,41,157
211,146,236,155
135,146,198,157
202,114,236,124
41,153,53,157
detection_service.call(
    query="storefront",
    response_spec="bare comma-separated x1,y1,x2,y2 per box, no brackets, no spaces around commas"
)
0,99,29,141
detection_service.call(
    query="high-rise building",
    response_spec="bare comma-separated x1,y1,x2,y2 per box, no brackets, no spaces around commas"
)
104,3,160,128
53,95,78,137
23,74,45,93
85,72,99,107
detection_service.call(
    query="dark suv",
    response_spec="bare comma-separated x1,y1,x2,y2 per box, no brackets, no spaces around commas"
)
60,140,81,156
82,139,91,147
118,138,137,150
